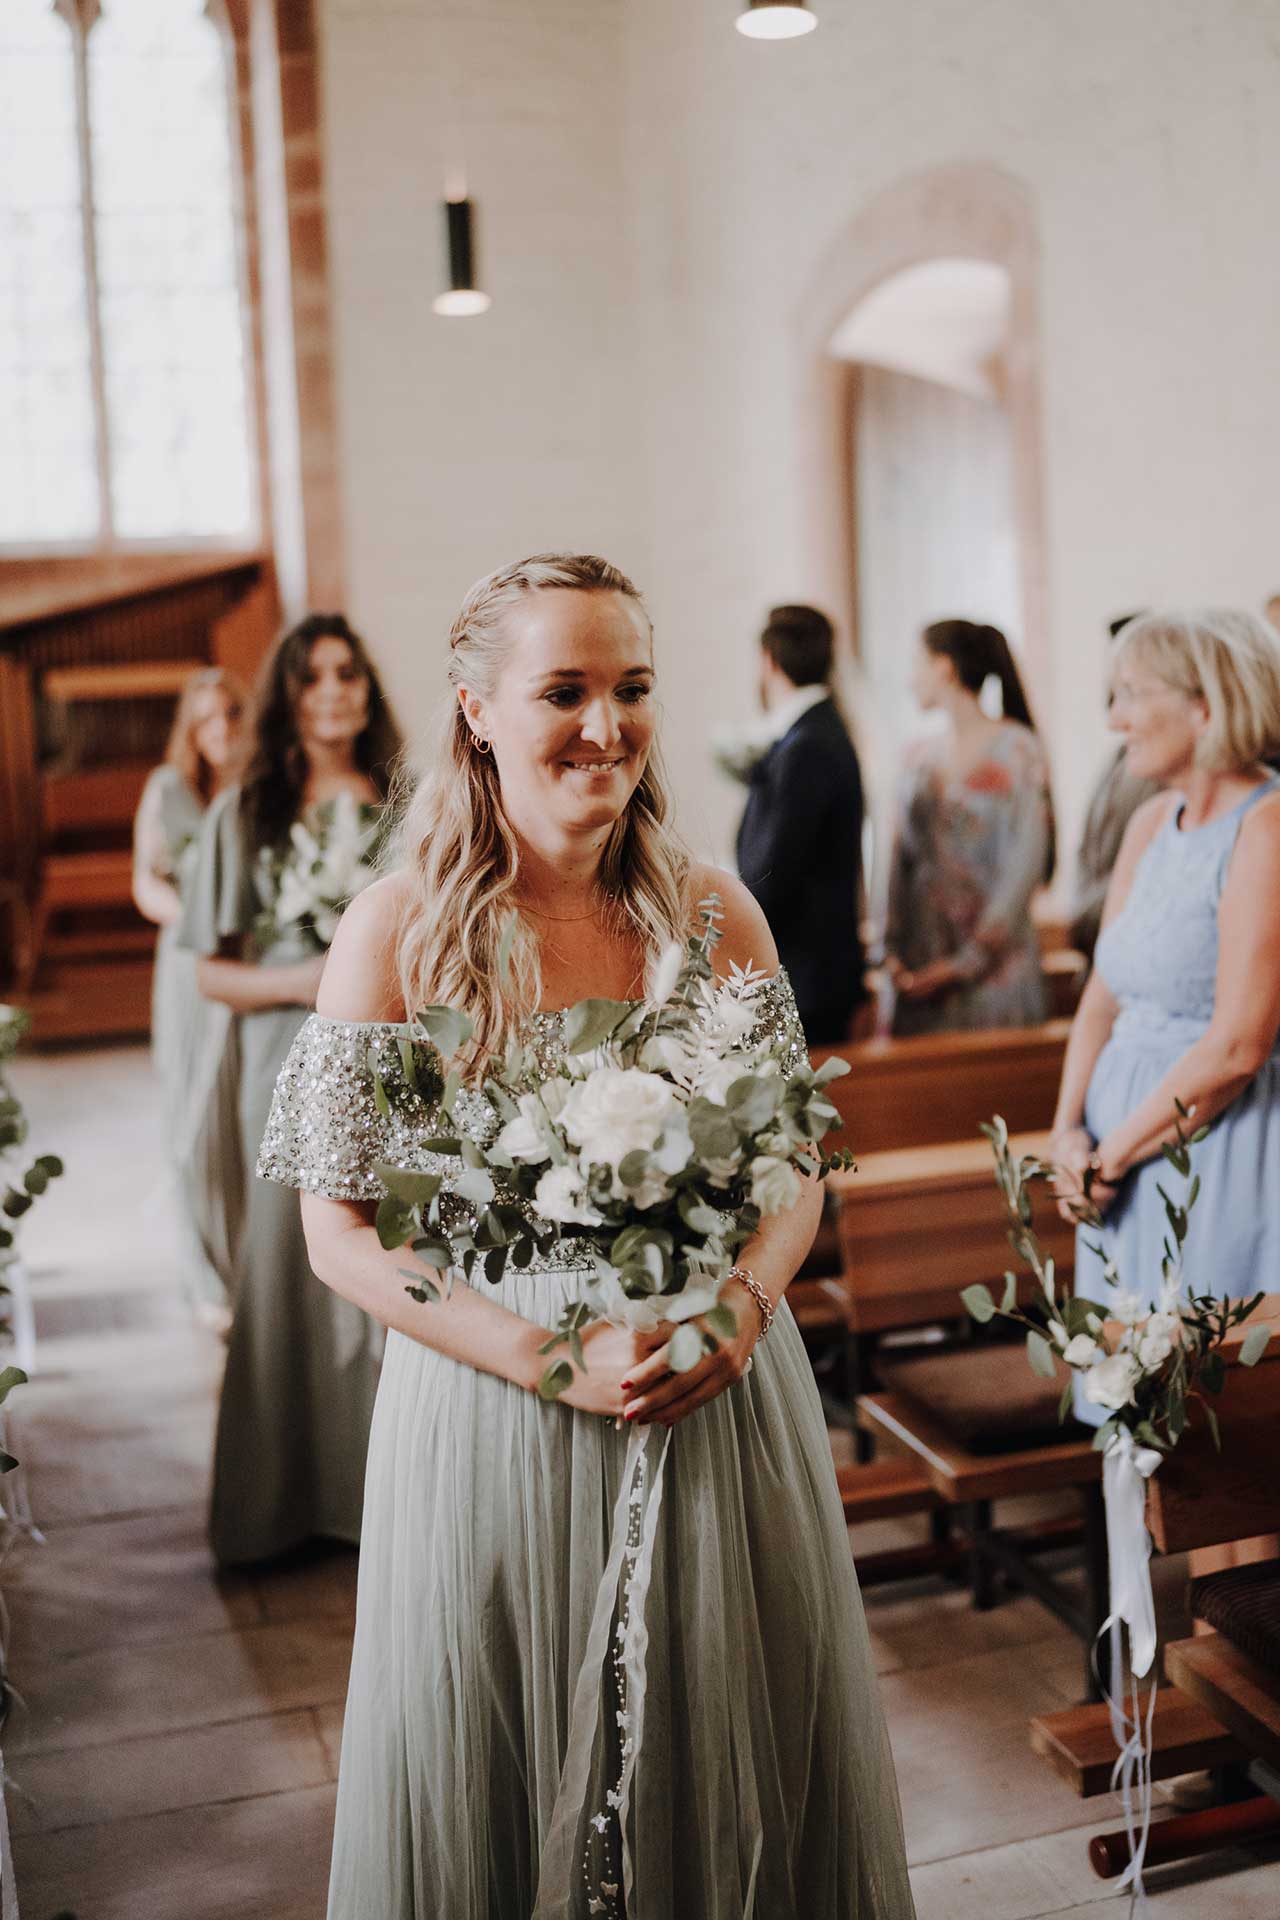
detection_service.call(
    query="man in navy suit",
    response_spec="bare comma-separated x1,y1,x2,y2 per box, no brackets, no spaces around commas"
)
734,606,867,1044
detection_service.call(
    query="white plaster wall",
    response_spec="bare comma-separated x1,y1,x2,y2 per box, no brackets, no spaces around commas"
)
621,0,1280,861
317,0,645,761
318,0,1280,861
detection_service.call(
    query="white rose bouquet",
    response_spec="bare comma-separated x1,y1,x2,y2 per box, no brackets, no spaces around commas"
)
963,1103,1271,1453
254,791,383,952
373,899,852,1397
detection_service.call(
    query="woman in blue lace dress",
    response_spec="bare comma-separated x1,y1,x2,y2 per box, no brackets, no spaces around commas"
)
259,556,916,1919
1049,611,1280,1399
180,614,402,1565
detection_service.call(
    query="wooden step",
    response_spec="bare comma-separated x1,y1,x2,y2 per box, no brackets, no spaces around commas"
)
18,956,153,1042
1030,1688,1242,1797
42,759,153,836
41,658,205,703
41,847,135,911
43,923,155,960
1166,1633,1280,1774
835,1456,940,1524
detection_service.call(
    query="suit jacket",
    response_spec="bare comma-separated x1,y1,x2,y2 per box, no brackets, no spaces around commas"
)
735,696,866,1039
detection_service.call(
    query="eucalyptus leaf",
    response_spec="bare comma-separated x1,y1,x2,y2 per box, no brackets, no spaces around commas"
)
1001,1270,1019,1312
538,1358,575,1401
960,1283,996,1324
375,1194,417,1250
0,1364,27,1407
375,1163,443,1208
414,1004,475,1057
484,1246,508,1285
705,1303,739,1342
687,1099,741,1163
1239,1322,1272,1368
1026,1329,1057,1379
726,1075,782,1132
22,1164,47,1196
0,1451,17,1475
562,999,631,1055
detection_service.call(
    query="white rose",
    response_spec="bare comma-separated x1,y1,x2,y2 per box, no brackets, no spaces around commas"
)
1109,1289,1147,1326
750,1155,802,1215
1082,1351,1143,1412
1136,1312,1181,1372
533,1164,605,1227
560,1068,677,1167
1062,1333,1102,1368
495,1091,552,1163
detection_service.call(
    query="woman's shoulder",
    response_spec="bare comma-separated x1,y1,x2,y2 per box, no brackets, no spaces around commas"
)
992,719,1047,771
1116,789,1178,866
687,862,780,979
315,868,414,1021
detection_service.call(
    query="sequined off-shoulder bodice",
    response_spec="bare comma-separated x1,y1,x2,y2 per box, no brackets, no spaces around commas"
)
256,972,806,1271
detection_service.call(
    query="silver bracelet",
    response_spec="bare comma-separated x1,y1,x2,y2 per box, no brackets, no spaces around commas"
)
728,1264,775,1339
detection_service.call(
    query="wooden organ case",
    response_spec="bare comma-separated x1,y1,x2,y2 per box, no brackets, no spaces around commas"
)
0,555,276,1042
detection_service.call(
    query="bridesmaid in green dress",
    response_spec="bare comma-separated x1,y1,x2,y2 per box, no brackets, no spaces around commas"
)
132,668,245,1318
260,557,917,1918
181,614,402,1567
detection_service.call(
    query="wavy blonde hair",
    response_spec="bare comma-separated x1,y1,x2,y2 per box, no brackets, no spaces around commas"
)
395,554,691,1064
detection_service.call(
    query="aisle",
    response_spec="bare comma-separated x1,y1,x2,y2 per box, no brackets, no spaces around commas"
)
5,1045,1279,1919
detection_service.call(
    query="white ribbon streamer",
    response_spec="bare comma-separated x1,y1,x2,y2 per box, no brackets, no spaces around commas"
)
532,1421,672,1919
1096,1428,1164,1913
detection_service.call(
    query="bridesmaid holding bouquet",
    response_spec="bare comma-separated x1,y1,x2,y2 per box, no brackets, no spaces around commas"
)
132,667,245,1319
181,614,401,1566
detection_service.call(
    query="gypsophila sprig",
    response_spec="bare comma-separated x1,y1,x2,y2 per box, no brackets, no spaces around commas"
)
964,1103,1271,1454
373,898,853,1398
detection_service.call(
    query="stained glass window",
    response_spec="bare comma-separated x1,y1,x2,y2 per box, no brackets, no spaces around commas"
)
0,0,255,549
0,0,100,543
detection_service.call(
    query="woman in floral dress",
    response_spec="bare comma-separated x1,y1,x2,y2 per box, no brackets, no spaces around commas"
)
180,614,401,1565
884,618,1054,1035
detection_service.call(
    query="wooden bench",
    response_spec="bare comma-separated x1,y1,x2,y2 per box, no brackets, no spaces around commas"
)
1029,1299,1280,1882
813,1022,1070,1158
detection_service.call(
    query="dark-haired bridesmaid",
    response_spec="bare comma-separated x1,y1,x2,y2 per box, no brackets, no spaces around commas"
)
180,614,401,1566
883,619,1055,1035
133,667,245,1319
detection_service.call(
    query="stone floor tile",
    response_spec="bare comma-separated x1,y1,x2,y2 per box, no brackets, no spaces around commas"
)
18,1617,353,1756
5,1505,260,1662
9,1708,329,1835
13,1780,337,1920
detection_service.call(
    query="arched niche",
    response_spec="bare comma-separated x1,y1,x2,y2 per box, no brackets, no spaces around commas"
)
795,162,1049,711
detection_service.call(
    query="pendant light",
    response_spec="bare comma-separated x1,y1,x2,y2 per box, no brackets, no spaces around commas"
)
432,191,491,318
735,0,818,38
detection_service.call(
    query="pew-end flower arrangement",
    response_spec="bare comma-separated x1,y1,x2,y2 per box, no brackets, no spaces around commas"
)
966,1100,1273,1906
372,899,854,1398
0,1004,65,1471
963,1102,1272,1456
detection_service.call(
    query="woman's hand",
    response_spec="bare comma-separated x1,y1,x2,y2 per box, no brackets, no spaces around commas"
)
1049,1126,1119,1220
619,1279,761,1428
894,957,960,1002
556,1322,666,1420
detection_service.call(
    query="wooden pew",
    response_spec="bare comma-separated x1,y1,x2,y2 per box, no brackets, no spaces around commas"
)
1029,1300,1280,1882
814,1022,1070,1158
827,1130,1092,1622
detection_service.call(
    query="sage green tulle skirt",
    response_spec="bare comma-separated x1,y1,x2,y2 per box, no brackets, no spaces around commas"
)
328,1273,916,1920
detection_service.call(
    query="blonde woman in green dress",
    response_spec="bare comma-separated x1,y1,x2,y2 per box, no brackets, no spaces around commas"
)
259,557,916,1918
132,668,245,1320
181,615,401,1567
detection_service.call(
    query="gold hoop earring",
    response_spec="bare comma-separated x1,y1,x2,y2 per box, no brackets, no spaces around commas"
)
472,734,492,755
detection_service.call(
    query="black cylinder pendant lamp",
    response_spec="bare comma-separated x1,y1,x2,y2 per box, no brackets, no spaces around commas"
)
735,0,818,37
433,193,491,318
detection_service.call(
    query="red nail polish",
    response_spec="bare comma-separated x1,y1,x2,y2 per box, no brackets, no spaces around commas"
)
620,1380,632,1391
624,1407,639,1421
